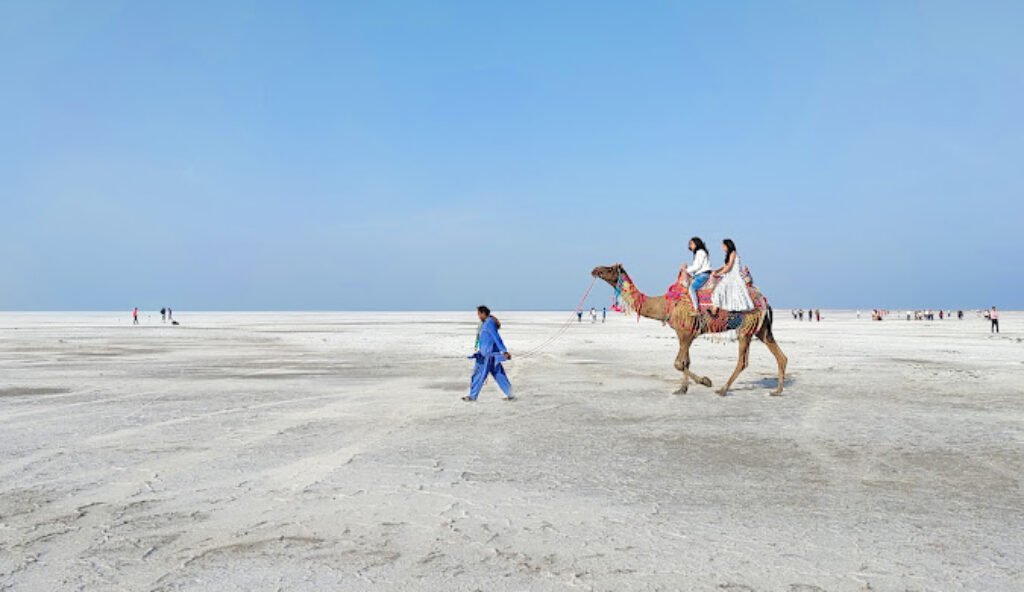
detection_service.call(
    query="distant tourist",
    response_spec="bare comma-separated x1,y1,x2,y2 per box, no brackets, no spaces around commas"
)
577,310,583,323
602,307,607,323
958,310,964,320
167,307,173,321
798,309,804,321
590,307,597,323
815,309,821,322
132,307,139,325
160,307,166,322
464,305,513,402
990,306,999,333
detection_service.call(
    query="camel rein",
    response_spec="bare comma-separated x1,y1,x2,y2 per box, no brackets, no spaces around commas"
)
512,276,598,360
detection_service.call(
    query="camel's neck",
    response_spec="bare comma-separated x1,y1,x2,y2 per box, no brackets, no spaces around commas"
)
615,273,669,321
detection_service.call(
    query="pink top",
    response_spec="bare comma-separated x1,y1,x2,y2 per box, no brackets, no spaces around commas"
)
990,310,999,319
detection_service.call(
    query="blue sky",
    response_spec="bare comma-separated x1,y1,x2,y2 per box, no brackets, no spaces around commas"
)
2,1,1021,310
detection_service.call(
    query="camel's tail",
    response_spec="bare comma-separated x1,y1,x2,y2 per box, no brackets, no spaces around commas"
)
760,305,776,342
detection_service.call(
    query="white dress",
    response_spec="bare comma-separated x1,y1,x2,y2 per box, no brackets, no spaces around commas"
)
712,255,755,311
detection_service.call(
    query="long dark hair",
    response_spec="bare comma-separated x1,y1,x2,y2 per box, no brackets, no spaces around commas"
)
689,236,707,256
722,238,737,264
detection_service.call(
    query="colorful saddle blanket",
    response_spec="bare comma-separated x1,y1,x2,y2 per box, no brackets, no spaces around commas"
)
672,267,769,312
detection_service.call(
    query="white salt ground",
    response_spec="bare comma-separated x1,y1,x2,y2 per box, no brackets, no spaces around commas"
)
1,311,1021,591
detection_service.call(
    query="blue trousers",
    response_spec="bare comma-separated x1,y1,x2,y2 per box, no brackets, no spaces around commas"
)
469,355,512,400
689,272,711,309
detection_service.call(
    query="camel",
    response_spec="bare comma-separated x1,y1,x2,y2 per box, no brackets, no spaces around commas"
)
591,264,788,396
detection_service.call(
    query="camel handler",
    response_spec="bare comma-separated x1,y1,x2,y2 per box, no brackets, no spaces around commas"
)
464,305,514,402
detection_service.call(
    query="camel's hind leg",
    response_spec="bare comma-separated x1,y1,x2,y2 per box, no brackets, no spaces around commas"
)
758,333,788,395
756,311,788,395
716,336,751,396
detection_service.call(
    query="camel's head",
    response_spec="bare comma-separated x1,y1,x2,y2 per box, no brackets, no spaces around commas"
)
591,263,626,286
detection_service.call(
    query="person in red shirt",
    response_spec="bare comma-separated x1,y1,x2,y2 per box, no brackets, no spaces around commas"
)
990,306,999,333
132,307,139,325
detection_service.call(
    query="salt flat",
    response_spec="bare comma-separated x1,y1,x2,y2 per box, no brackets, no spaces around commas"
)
1,311,1021,591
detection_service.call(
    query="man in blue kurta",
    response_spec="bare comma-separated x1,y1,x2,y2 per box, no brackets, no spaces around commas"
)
463,305,513,402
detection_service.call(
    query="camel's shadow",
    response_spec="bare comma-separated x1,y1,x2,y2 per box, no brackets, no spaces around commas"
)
750,376,796,390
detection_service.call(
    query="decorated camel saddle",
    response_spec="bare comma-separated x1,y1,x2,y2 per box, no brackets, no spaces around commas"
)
671,266,769,312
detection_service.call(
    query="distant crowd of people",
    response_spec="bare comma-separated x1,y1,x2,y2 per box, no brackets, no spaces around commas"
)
131,307,176,325
906,310,959,321
790,309,821,322
862,307,1000,332
781,307,1003,333
864,309,960,321
577,307,607,323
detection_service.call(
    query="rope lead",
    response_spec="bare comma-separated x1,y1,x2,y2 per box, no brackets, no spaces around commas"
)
514,276,598,360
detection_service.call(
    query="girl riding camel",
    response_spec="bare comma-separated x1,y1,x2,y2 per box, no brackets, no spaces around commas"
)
681,237,711,310
709,238,755,316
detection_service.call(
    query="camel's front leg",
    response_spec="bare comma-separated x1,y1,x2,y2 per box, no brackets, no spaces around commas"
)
685,368,713,388
673,332,712,394
673,332,695,394
673,343,690,395
717,336,751,396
